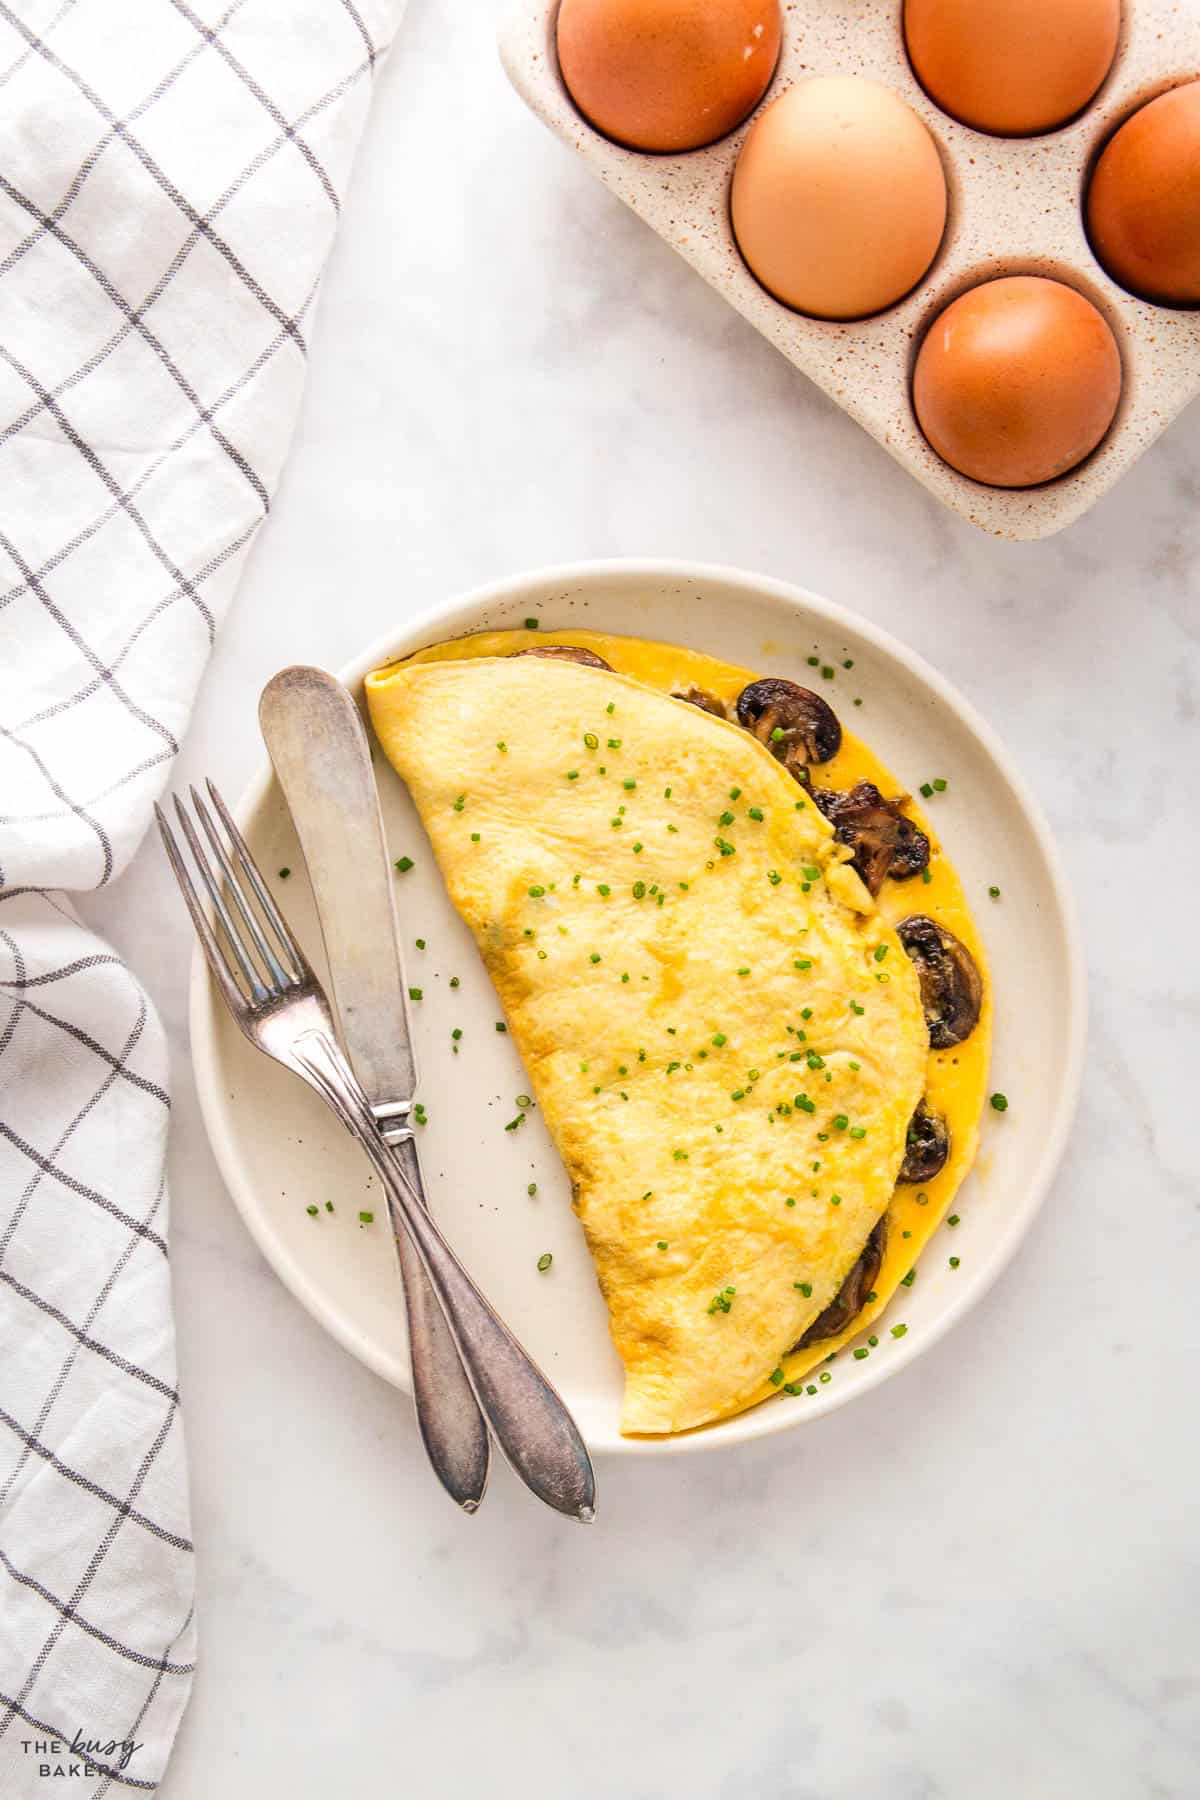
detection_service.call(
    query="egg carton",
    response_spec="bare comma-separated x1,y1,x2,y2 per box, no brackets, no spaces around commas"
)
499,0,1200,539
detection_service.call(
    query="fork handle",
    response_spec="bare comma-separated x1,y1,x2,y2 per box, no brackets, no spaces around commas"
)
289,1029,596,1523
389,1136,491,1514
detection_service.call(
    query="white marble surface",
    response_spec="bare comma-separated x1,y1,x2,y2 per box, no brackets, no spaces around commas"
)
79,3,1199,1794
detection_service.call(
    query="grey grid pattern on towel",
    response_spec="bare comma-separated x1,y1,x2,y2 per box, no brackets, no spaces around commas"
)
0,2,401,1792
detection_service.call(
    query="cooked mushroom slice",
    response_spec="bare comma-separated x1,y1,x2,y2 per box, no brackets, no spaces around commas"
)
673,684,729,719
793,1216,887,1350
896,914,983,1048
735,677,841,777
514,644,613,670
812,780,931,895
899,1098,950,1183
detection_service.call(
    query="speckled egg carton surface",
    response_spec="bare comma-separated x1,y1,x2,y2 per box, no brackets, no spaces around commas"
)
500,1,1200,539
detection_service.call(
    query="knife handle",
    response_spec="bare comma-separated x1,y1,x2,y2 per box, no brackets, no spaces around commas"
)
389,1136,491,1512
290,1029,596,1523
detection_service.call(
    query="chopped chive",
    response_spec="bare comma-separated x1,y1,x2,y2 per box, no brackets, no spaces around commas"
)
305,1203,318,1216
358,1210,374,1224
891,1323,908,1338
394,855,414,873
524,618,539,630
537,1252,553,1272
795,1281,813,1296
408,986,422,1001
990,1092,1009,1112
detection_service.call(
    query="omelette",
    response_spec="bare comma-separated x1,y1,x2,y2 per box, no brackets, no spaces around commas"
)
366,629,991,1436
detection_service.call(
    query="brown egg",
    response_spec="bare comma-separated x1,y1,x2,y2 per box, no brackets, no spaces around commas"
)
913,277,1121,487
1086,83,1200,307
904,0,1119,137
556,0,781,154
731,77,947,321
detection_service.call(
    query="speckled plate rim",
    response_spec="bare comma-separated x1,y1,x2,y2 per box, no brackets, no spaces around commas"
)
189,558,1087,1458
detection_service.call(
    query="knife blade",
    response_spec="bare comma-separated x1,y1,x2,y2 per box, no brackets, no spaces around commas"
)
259,664,490,1512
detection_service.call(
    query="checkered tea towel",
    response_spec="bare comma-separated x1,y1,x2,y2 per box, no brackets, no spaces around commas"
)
0,3,403,1792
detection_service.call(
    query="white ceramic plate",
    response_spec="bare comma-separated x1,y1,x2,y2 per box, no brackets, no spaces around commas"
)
191,561,1085,1456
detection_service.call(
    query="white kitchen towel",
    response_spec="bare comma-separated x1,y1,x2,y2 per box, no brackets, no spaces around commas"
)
0,2,402,1792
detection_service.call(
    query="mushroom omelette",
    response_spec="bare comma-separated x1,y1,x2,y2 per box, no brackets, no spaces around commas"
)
366,629,991,1436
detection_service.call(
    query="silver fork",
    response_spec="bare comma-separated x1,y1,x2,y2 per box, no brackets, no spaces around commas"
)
158,781,596,1524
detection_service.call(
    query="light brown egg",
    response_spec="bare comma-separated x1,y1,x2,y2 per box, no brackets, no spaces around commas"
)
913,276,1122,488
1086,82,1200,307
904,0,1119,137
730,77,947,321
556,0,781,154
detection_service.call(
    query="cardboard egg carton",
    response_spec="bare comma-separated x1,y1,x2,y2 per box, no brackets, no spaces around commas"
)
500,0,1200,539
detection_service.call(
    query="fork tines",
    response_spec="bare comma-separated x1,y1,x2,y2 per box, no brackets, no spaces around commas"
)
156,781,308,1012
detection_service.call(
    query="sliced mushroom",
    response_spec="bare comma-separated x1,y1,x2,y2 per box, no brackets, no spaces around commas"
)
810,780,931,896
673,684,729,719
899,1098,950,1183
514,645,613,670
896,914,983,1048
793,1215,888,1350
735,677,841,780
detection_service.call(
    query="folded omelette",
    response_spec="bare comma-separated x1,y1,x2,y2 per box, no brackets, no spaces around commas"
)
367,650,935,1435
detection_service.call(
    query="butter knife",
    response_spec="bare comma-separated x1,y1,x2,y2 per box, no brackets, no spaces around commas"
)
259,665,491,1512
